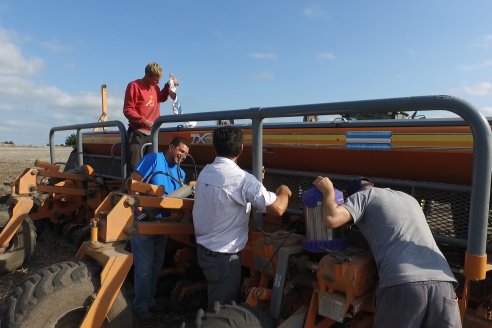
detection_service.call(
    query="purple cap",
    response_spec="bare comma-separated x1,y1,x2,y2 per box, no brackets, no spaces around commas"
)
302,186,344,208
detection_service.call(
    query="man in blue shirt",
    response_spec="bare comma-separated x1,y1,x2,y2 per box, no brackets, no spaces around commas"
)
130,136,190,321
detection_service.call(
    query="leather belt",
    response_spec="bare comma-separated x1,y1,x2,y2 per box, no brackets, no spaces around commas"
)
197,244,239,257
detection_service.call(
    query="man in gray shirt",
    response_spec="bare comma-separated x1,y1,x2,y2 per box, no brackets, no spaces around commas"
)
313,176,461,327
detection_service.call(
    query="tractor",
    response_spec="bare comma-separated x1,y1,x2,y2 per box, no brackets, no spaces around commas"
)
0,95,491,328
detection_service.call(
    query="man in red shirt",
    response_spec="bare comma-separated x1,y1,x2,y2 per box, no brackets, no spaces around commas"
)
123,62,178,171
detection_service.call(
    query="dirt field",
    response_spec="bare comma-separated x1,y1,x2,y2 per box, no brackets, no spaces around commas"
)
0,145,74,198
0,145,76,303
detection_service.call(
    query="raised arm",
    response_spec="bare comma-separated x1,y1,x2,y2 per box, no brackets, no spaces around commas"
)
266,185,292,216
313,176,352,228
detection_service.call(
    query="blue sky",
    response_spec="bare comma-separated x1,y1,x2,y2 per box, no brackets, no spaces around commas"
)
1,1,491,145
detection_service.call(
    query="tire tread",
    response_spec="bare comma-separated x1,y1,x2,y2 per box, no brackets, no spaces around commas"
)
0,261,94,328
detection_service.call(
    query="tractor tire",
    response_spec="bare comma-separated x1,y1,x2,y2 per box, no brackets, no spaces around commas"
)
0,204,9,227
169,278,208,313
0,215,36,274
0,261,135,328
193,302,273,328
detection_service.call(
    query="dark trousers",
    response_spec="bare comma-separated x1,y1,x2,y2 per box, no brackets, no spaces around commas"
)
197,245,241,311
374,281,461,328
127,127,151,173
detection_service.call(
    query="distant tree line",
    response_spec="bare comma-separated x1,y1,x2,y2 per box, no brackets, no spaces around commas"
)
65,134,77,149
43,134,77,148
2,141,14,145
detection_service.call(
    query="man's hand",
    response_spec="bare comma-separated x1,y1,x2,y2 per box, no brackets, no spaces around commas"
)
267,184,292,216
314,176,334,195
144,120,153,129
314,176,352,228
168,73,180,91
276,185,292,198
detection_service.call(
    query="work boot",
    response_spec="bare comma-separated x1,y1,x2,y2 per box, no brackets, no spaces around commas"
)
136,310,154,322
149,298,173,313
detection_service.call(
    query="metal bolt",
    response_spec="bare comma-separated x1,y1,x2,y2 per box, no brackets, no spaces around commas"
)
125,197,135,206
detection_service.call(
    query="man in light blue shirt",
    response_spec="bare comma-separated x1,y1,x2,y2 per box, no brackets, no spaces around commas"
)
193,126,292,310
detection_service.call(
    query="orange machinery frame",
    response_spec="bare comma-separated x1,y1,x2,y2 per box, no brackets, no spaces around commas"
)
75,179,195,328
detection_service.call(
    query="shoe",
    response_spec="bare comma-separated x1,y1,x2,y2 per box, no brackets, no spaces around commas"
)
149,298,172,313
136,311,154,322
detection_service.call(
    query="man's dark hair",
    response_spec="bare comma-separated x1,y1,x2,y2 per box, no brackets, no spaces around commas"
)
347,177,374,196
170,136,190,148
213,126,243,158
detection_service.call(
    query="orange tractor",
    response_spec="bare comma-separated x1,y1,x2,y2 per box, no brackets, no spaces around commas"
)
1,95,492,327
0,120,127,274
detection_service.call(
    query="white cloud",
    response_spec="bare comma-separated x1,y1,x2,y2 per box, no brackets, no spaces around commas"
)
303,4,327,18
459,59,492,70
481,106,492,116
0,103,14,111
213,29,223,38
0,75,36,98
41,39,72,54
0,26,123,144
464,82,492,96
248,52,278,60
0,120,22,133
253,70,275,81
470,34,492,48
0,27,43,76
0,76,100,110
317,52,335,60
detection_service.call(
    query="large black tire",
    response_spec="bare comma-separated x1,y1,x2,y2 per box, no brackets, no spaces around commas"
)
0,214,36,274
0,261,135,328
0,204,9,227
192,302,273,328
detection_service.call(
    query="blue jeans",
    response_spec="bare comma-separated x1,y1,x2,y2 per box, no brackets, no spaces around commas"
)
131,234,167,314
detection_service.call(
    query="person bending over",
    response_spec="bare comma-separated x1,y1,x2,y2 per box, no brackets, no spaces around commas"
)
313,176,461,328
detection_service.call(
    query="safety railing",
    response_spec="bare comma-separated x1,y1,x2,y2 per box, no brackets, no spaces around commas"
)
151,95,492,261
49,120,128,190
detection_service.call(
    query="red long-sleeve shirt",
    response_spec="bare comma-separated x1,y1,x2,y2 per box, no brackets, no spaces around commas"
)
123,79,174,133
